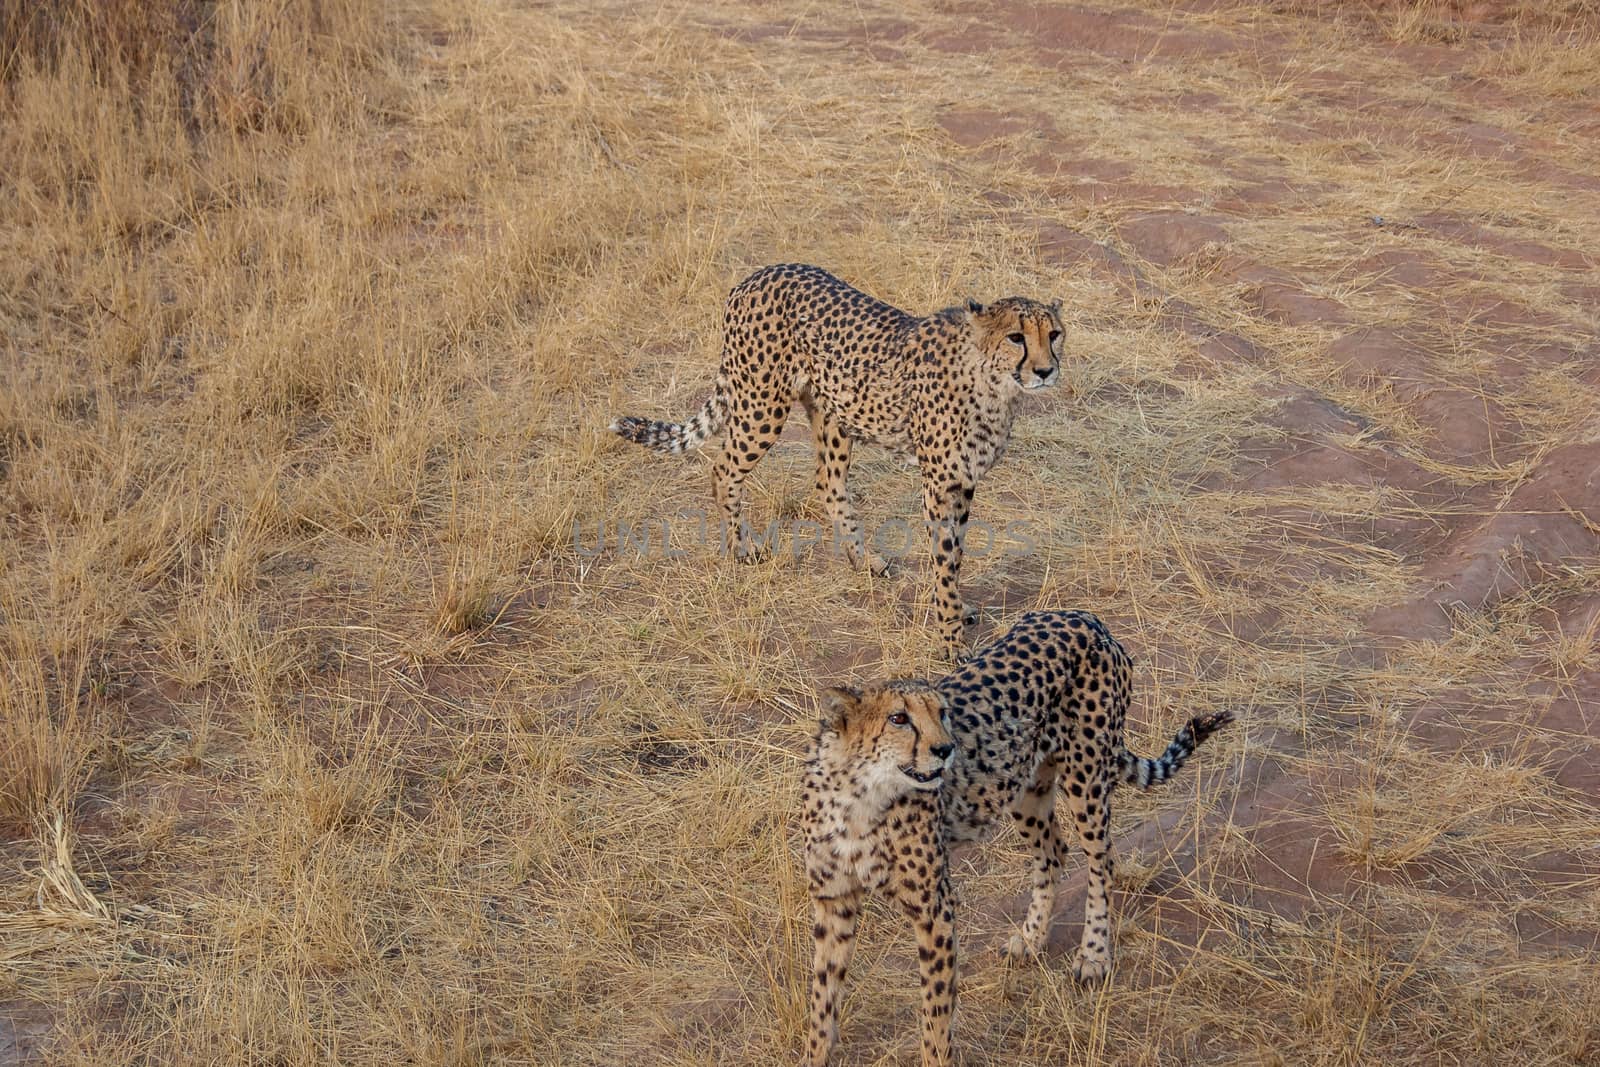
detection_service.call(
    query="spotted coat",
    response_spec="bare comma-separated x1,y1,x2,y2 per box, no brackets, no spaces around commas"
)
800,611,1234,1066
610,264,1064,659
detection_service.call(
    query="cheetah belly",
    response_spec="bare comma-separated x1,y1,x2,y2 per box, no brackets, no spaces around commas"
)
805,346,912,454
839,416,913,455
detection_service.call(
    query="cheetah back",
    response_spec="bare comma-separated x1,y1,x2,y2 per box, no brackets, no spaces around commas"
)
937,610,1131,839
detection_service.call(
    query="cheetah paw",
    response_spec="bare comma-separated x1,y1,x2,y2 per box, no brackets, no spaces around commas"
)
1005,933,1042,961
1071,952,1111,984
961,605,980,629
732,543,772,565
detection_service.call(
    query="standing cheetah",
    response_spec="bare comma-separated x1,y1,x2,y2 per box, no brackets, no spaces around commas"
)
610,264,1064,659
800,611,1234,1066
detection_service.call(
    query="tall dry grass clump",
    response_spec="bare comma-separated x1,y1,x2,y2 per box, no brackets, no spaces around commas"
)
0,627,94,834
2,0,197,84
1,0,388,129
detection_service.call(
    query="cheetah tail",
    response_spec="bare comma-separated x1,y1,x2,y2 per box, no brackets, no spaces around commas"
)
608,378,728,456
1118,710,1234,790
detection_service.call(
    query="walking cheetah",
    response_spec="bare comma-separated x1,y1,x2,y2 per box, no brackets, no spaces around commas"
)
800,611,1233,1066
609,264,1064,659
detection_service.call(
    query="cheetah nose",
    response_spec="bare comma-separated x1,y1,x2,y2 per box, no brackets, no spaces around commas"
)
1034,366,1056,383
931,742,954,760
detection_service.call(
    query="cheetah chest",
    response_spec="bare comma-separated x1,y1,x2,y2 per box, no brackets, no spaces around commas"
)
805,789,940,898
807,830,893,899
957,398,1017,481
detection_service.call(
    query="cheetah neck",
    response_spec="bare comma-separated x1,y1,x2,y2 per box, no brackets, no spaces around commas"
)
945,319,1022,407
976,359,1026,414
812,747,914,841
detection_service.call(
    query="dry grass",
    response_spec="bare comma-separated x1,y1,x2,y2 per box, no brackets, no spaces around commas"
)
2,0,1598,1063
0,622,98,835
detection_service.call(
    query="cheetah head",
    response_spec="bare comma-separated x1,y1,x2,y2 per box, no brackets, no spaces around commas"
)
818,680,955,793
967,297,1064,392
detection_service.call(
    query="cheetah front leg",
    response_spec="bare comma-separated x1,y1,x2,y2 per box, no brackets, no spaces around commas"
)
916,875,958,1067
1006,754,1065,960
921,477,976,660
806,892,861,1067
819,422,896,579
889,869,957,1067
805,403,890,577
1064,770,1116,983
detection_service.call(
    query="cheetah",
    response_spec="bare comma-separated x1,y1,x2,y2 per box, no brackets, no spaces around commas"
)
609,264,1064,659
800,610,1234,1066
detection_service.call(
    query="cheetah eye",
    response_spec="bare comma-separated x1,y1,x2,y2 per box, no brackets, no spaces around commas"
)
1006,332,1025,345
1049,330,1061,344
888,711,910,727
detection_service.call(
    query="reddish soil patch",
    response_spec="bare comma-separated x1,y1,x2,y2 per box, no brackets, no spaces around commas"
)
931,0,1600,1016
1117,211,1230,267
998,3,1243,62
938,107,1052,148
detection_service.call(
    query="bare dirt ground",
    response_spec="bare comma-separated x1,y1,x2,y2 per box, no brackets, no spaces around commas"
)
2,0,1598,1063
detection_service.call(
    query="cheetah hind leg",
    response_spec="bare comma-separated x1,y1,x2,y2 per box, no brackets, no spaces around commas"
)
713,400,790,565
1064,764,1116,983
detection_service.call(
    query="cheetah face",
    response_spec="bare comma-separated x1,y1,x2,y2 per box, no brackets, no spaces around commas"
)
820,682,956,792
970,298,1064,392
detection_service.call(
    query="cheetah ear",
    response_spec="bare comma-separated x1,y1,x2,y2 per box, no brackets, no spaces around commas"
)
1050,298,1063,317
819,686,861,732
965,298,984,315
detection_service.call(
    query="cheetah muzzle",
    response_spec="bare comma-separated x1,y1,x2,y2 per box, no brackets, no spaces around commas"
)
800,610,1235,1067
609,264,1067,660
